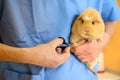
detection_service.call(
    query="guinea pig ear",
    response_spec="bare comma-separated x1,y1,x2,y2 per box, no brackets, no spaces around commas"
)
95,20,101,23
77,16,82,20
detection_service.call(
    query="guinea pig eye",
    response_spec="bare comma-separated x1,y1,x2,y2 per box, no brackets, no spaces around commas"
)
92,21,95,25
81,19,84,23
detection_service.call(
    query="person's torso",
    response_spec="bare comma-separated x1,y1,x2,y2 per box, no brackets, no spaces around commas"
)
0,0,103,80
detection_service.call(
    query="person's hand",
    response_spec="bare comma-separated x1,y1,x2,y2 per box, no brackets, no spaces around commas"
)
71,33,110,63
71,40,101,63
27,38,70,68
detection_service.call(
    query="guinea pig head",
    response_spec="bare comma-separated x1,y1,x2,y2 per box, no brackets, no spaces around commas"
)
76,9,105,40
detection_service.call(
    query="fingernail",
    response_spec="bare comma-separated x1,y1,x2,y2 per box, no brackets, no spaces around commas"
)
58,37,66,44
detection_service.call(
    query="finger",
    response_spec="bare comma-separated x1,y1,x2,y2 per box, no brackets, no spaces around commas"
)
56,48,62,54
70,39,86,49
63,46,70,53
58,37,65,44
60,47,70,61
89,57,96,62
71,45,86,54
73,48,86,56
81,59,88,63
77,56,88,62
70,48,75,53
60,54,70,64
49,38,64,47
71,43,79,48
76,39,86,46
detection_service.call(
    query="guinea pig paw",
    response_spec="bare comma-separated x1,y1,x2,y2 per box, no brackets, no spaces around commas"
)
97,38,102,42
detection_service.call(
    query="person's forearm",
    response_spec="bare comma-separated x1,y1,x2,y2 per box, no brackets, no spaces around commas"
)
105,22,116,38
101,22,116,47
0,38,70,68
0,43,34,64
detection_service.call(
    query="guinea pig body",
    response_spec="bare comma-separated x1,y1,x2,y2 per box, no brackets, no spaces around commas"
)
70,8,105,43
70,8,105,75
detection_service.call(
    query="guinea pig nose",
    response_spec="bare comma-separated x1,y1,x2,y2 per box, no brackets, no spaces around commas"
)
84,29,89,33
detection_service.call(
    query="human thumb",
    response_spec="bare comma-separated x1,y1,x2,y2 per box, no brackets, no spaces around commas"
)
49,38,64,47
60,46,70,62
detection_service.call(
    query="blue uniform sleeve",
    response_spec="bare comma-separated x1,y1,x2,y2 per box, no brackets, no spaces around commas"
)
102,0,120,22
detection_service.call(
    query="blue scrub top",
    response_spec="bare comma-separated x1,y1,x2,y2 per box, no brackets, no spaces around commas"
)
0,0,120,80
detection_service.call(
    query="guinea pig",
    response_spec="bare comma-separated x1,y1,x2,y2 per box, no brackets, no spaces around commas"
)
70,8,105,43
70,8,105,75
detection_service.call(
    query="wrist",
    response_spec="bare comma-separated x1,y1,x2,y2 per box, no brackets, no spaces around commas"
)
23,47,45,66
21,48,37,65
